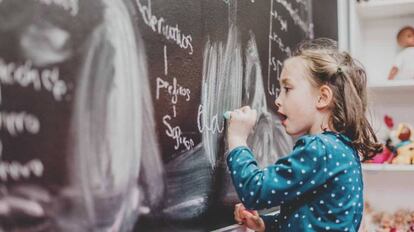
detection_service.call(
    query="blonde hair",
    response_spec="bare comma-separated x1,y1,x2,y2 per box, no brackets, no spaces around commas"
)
291,38,382,160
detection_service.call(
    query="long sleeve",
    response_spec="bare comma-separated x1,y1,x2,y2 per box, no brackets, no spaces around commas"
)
261,212,280,232
226,136,328,210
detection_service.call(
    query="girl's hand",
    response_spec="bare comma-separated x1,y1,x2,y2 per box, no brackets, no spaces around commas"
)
227,106,257,150
234,203,265,232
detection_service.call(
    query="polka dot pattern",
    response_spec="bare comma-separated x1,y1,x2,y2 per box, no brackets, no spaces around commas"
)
227,131,364,231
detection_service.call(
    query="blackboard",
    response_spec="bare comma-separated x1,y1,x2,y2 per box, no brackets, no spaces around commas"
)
312,0,338,40
0,0,337,231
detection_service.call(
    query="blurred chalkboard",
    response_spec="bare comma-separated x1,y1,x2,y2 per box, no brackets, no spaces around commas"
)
0,0,337,231
312,0,338,40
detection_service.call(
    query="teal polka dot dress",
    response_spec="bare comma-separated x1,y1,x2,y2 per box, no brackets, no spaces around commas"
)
227,131,363,232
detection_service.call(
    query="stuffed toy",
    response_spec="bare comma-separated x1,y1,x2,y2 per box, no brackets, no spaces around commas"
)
368,115,394,164
369,115,395,163
371,144,394,164
363,202,414,231
392,123,414,164
392,142,414,164
388,26,414,80
369,115,414,164
378,212,395,232
409,211,414,231
394,209,411,231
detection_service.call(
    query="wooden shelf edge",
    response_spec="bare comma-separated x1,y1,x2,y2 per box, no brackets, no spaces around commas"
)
362,163,414,171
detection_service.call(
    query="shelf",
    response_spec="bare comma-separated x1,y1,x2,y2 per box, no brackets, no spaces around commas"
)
368,79,414,92
362,163,414,171
357,0,414,19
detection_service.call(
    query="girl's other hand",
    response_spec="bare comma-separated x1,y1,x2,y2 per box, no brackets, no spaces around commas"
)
227,106,257,150
234,203,265,232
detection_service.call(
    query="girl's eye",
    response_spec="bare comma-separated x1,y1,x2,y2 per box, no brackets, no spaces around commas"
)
284,87,290,93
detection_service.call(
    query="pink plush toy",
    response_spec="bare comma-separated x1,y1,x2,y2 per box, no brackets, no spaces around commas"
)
371,146,394,163
369,115,395,163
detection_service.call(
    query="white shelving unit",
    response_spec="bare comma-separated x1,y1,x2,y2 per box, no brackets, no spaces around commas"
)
357,0,414,19
368,79,414,91
362,164,414,212
349,0,414,214
350,0,414,85
362,163,414,171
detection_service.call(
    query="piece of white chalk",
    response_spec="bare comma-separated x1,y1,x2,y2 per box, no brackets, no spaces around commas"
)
223,111,232,120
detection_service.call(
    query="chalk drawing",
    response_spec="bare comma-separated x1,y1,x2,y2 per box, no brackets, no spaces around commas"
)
69,0,163,230
35,0,79,16
200,25,243,166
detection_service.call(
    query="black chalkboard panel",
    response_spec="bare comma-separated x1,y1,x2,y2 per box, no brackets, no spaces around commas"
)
312,0,338,40
0,0,337,231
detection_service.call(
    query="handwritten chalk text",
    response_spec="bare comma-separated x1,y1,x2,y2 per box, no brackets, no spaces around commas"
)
268,57,282,96
275,0,311,35
271,10,287,32
163,115,194,151
0,111,40,136
0,140,44,182
197,104,224,134
137,0,194,55
0,59,68,103
156,77,191,104
269,33,291,56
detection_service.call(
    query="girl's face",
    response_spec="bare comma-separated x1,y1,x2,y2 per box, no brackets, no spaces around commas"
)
274,58,320,137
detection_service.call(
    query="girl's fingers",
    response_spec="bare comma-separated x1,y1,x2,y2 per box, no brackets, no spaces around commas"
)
234,212,242,224
230,110,241,120
234,203,244,223
230,106,255,120
237,203,246,211
251,210,259,217
240,105,251,112
240,209,256,220
234,207,241,222
231,106,253,114
240,210,264,230
244,212,263,225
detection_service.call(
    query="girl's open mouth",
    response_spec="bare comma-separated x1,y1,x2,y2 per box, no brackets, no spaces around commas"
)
277,111,287,124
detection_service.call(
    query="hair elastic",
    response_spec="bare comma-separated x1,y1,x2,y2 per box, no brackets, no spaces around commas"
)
336,66,343,74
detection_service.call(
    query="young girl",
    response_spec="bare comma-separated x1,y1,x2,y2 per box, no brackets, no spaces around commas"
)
226,38,382,232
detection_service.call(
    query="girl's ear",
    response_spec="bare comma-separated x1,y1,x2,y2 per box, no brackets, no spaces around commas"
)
316,85,333,110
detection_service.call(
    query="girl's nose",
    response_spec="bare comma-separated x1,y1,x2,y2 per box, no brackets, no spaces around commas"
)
275,96,281,108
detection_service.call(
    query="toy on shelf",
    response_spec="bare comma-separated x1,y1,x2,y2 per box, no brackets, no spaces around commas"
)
362,201,414,232
388,26,414,80
371,144,394,164
368,115,414,165
368,115,395,164
392,123,414,164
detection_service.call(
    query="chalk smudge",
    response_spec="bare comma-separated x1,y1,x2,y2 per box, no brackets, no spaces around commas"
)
68,0,164,230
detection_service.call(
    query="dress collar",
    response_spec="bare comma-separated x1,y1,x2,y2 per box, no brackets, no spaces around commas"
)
322,130,352,143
